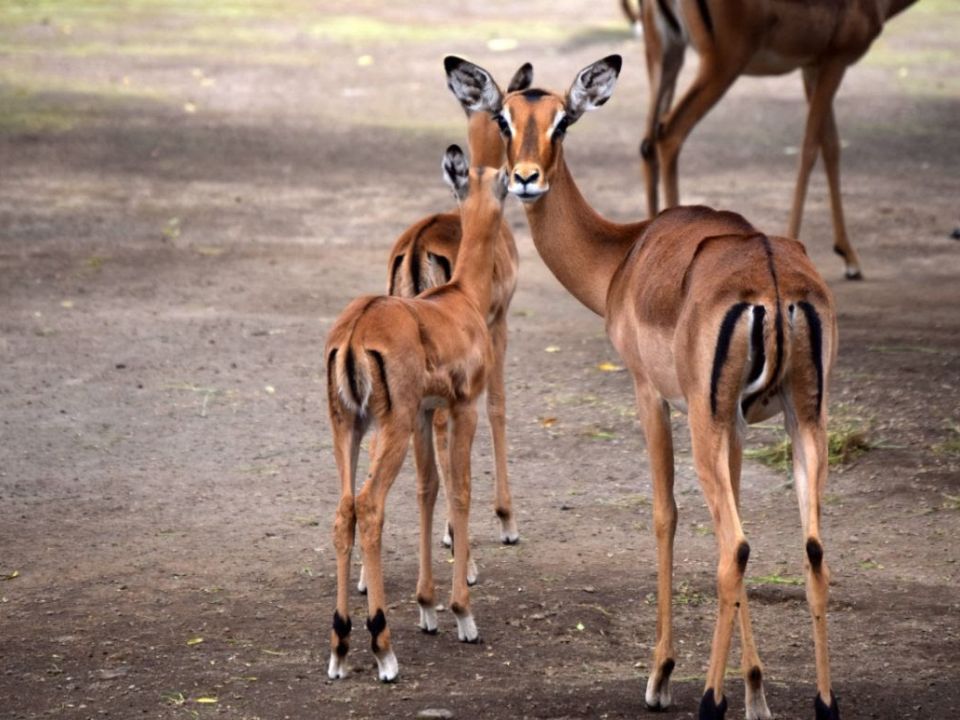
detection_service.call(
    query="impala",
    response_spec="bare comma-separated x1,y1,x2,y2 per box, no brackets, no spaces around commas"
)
637,0,917,279
446,54,840,719
383,62,533,550
326,147,507,682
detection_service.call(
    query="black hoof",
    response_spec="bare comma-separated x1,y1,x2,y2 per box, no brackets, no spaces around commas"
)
467,577,478,587
645,700,668,712
815,693,840,720
844,270,863,281
463,635,482,645
420,627,438,636
501,536,519,546
699,688,728,720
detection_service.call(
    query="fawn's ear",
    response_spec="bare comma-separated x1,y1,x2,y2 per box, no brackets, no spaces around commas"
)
506,62,534,93
493,168,509,202
442,144,469,201
445,56,503,114
564,54,622,123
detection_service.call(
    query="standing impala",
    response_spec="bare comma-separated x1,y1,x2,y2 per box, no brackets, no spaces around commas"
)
638,0,917,279
326,146,507,682
383,62,533,550
446,55,840,719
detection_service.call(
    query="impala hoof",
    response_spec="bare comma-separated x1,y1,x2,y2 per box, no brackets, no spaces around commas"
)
466,556,479,586
644,658,674,711
815,693,840,720
844,269,863,281
441,524,453,548
356,565,367,594
497,510,520,544
374,649,399,683
327,652,347,680
453,609,479,643
418,604,438,634
698,688,728,719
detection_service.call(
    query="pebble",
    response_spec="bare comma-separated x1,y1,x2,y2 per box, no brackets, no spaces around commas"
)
416,709,454,719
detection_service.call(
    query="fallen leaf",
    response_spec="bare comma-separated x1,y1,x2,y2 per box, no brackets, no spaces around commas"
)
2,570,19,581
183,101,197,114
60,300,74,309
538,416,557,428
357,54,374,67
194,246,224,257
596,361,624,372
487,37,518,52
544,345,561,353
195,697,218,704
186,637,204,646
264,385,276,395
575,622,585,631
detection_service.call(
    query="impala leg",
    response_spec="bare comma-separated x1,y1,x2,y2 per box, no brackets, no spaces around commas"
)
635,384,678,711
785,409,838,718
788,63,849,277
328,413,363,680
356,419,411,682
487,314,519,544
689,413,750,719
356,430,377,595
658,54,744,208
729,430,772,720
639,2,686,217
413,409,440,634
446,402,480,643
435,407,454,548
821,104,862,279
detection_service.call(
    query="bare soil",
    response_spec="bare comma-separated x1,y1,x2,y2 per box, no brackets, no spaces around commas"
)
1,2,958,719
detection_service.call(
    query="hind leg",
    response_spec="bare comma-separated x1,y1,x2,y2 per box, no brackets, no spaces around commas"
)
413,409,441,634
328,412,363,680
446,402,481,642
487,313,518,544
356,418,413,682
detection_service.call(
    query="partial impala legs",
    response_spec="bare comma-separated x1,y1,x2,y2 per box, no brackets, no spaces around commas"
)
657,54,746,209
797,66,863,280
639,6,685,217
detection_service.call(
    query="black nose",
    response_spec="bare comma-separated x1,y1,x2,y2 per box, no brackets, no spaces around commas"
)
513,170,539,185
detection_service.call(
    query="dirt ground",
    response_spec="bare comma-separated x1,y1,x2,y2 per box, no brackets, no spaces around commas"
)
1,1,959,719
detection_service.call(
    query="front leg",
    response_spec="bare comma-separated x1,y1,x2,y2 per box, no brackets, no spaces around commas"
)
633,383,678,710
446,402,480,643
487,314,519,544
412,409,440,634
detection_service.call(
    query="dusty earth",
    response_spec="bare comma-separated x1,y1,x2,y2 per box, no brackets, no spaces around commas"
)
1,1,959,719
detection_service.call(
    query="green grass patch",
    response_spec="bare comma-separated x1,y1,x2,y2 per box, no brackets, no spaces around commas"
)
749,572,804,587
308,15,566,44
932,422,960,456
745,417,873,474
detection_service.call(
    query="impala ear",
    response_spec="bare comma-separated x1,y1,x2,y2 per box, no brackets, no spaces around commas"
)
565,54,622,122
444,55,503,114
442,144,469,200
493,168,509,202
506,62,534,93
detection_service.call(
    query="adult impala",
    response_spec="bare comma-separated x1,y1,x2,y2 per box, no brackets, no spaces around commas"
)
326,147,506,682
446,55,840,719
638,0,917,279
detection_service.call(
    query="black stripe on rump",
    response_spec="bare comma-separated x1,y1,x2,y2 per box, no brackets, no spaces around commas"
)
410,217,440,295
696,0,714,34
388,254,404,296
746,305,766,385
428,252,453,284
345,346,361,407
797,301,825,415
327,349,338,395
710,302,750,417
743,236,784,415
368,350,391,413
656,0,681,33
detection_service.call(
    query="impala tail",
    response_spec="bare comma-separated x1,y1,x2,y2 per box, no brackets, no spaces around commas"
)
326,300,397,419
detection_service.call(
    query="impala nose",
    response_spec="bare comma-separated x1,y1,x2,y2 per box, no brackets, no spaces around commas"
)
513,169,540,186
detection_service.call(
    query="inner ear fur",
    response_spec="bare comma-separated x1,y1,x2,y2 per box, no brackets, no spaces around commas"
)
565,54,622,122
444,55,504,114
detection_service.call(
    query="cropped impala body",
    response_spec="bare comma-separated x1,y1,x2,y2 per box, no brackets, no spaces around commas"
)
638,0,917,279
446,55,841,719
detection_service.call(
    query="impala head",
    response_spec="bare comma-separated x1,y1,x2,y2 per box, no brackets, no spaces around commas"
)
441,144,508,208
445,54,622,202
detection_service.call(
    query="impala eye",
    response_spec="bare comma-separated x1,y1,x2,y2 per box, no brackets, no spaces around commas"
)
495,114,512,137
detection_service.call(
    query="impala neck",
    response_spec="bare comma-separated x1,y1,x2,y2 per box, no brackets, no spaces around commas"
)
522,149,644,317
466,112,504,168
452,197,501,313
